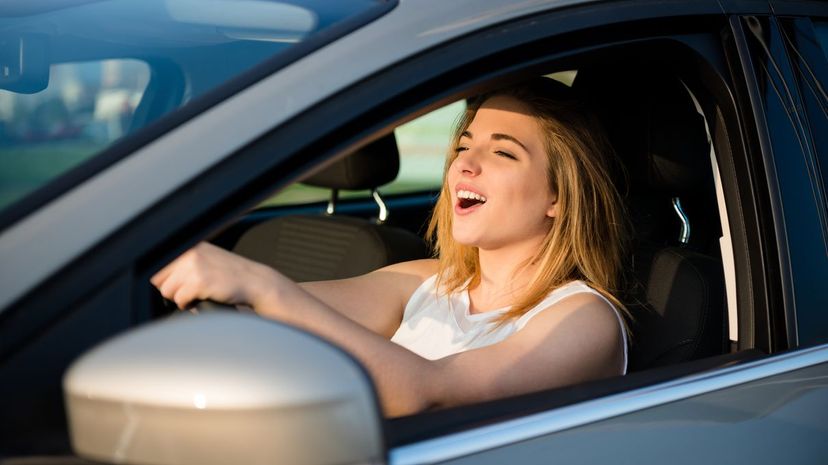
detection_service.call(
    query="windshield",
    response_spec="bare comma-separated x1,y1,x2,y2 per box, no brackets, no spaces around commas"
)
0,0,384,217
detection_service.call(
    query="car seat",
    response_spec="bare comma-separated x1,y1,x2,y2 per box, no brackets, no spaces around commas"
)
573,63,728,371
232,134,430,282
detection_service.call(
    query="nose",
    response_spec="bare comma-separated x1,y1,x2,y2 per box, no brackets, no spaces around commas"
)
454,149,482,176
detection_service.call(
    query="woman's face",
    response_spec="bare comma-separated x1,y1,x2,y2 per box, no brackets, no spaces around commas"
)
447,95,558,252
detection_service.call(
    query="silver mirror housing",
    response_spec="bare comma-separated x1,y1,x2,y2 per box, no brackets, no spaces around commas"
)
64,312,384,465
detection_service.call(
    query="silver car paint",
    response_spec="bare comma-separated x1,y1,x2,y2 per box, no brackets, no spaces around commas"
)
438,361,828,465
65,312,383,465
391,344,828,464
0,0,599,310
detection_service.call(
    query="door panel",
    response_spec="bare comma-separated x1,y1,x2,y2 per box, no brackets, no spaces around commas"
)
441,361,828,465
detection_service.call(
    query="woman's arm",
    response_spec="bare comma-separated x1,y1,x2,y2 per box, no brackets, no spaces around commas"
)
152,243,623,417
427,293,625,409
262,280,623,416
252,284,624,416
298,260,436,337
151,242,436,337
151,242,439,414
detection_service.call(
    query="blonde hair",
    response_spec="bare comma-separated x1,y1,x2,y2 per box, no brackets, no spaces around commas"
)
427,77,630,327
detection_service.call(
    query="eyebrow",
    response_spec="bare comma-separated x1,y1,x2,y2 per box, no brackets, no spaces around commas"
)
461,130,529,152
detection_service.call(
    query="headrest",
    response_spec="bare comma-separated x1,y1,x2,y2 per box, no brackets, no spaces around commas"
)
303,134,400,190
573,64,710,197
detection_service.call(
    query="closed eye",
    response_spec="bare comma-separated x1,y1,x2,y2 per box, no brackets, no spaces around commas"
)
455,146,469,154
496,150,517,160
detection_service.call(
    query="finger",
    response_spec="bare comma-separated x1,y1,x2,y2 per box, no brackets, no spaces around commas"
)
173,286,198,310
151,257,182,288
158,270,186,301
150,265,171,288
151,247,199,287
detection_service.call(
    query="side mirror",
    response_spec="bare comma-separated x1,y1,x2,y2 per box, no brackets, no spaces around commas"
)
0,34,49,94
64,312,385,465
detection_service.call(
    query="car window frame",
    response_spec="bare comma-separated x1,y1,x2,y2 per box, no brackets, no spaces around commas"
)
0,1,733,320
4,0,744,373
156,17,757,429
2,0,799,454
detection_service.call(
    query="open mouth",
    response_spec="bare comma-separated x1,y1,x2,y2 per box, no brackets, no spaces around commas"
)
456,189,487,210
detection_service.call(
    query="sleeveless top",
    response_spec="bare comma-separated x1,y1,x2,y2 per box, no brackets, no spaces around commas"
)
390,274,629,374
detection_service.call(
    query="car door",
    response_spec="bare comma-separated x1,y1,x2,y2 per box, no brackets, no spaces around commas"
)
388,4,828,465
3,0,828,463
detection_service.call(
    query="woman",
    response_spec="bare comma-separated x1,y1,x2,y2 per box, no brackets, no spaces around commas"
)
152,77,629,417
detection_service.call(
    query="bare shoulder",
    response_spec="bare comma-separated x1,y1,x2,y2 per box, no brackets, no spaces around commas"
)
370,259,439,299
430,289,626,406
517,291,625,375
528,292,621,339
377,258,439,280
299,259,439,337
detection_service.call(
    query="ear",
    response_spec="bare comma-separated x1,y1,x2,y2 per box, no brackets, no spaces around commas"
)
546,197,558,218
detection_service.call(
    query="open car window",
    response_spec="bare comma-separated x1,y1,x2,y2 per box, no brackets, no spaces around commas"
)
198,43,752,445
259,100,463,208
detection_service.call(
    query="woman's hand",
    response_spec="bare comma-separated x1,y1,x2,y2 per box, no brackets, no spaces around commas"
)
151,242,277,310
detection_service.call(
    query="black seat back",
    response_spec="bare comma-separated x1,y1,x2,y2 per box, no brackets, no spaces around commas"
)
574,63,728,370
233,135,429,281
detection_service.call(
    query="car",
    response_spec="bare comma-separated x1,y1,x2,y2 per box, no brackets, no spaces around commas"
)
1,0,828,464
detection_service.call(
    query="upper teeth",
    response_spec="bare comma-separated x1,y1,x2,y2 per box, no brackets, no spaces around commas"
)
457,190,487,202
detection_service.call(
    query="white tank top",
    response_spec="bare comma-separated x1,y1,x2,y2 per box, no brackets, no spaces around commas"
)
390,274,628,374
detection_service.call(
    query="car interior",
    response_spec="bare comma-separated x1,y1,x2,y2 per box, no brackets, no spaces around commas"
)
198,53,744,442
574,61,729,371
230,134,429,282
216,60,730,364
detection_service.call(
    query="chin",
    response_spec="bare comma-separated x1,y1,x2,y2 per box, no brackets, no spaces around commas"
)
450,228,481,248
451,236,479,248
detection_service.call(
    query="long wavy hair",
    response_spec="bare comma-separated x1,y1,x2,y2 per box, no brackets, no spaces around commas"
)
427,77,630,327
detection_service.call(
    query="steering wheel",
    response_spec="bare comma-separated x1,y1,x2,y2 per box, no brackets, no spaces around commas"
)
171,299,255,315
157,288,242,316
193,300,244,313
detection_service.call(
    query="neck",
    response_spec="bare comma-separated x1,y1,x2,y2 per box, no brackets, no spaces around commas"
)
471,237,544,310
